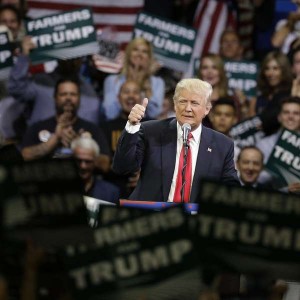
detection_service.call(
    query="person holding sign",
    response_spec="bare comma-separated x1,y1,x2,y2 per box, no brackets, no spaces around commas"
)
103,37,165,120
256,96,300,192
8,35,102,127
113,78,239,203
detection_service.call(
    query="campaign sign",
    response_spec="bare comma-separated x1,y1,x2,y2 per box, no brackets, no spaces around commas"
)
0,31,13,80
224,60,259,98
192,180,300,281
0,159,88,297
193,58,258,98
62,206,203,299
26,8,98,64
2,159,88,247
229,116,264,148
265,129,300,187
133,12,196,72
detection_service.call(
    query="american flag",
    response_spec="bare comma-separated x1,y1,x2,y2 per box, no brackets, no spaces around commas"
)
26,0,144,49
193,0,236,56
185,0,236,76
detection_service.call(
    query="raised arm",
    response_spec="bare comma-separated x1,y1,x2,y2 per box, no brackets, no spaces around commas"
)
112,98,148,174
8,36,37,102
103,75,122,120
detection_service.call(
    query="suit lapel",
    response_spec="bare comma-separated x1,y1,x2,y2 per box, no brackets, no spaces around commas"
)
161,119,177,201
190,126,213,203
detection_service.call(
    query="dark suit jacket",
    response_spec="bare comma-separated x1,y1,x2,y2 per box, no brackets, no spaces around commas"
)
113,118,239,202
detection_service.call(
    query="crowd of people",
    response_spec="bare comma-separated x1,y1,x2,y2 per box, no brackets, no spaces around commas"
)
0,0,298,197
0,0,300,299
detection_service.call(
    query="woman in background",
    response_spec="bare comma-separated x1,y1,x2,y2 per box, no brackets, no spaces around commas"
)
249,51,293,135
103,37,165,120
198,53,248,125
249,51,293,116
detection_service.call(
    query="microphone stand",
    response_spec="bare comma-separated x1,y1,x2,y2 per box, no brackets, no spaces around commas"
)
180,140,190,203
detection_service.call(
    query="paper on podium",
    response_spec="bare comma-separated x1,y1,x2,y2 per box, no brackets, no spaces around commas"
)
84,196,116,210
83,196,116,227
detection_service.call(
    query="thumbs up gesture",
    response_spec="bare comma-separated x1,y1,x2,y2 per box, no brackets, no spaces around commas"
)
128,98,148,125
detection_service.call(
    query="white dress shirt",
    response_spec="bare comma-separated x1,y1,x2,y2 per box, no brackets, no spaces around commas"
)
168,122,202,202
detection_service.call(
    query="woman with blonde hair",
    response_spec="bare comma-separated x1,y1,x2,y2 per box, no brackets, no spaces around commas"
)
198,53,248,124
198,53,228,102
103,37,165,120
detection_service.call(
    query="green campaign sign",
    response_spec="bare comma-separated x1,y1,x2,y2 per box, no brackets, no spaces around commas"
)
266,129,300,187
133,12,196,72
193,59,258,98
224,59,259,98
62,206,202,299
230,116,264,148
193,180,300,281
26,8,98,64
2,159,86,240
0,32,13,80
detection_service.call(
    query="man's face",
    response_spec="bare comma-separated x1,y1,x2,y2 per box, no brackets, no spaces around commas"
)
237,148,263,185
174,89,210,131
73,147,95,181
55,82,80,116
0,8,20,40
220,32,242,60
278,103,300,131
210,104,237,135
119,81,141,114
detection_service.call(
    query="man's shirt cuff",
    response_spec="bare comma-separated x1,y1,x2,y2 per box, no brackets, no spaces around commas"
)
125,121,141,134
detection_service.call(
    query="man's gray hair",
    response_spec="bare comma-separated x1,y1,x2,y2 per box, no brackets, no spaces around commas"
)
173,78,213,108
71,135,100,156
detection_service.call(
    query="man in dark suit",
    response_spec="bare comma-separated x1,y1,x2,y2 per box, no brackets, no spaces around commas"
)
113,78,239,202
236,146,266,188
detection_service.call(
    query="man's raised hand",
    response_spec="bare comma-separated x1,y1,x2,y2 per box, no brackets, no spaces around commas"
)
128,98,148,125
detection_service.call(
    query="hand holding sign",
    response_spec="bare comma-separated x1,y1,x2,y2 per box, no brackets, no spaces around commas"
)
128,98,148,125
21,36,36,55
288,182,300,194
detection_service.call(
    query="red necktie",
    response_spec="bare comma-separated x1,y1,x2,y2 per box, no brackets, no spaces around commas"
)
173,133,192,203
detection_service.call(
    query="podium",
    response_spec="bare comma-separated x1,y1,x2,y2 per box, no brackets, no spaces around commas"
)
119,199,199,214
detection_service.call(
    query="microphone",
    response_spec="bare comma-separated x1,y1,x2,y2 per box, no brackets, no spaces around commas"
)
182,123,191,147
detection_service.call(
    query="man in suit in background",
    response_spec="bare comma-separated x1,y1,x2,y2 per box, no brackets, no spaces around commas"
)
113,78,239,203
236,146,265,188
